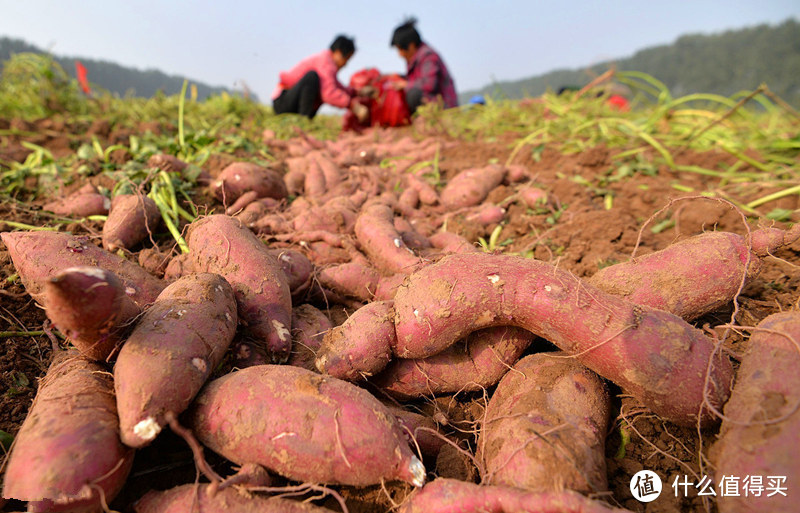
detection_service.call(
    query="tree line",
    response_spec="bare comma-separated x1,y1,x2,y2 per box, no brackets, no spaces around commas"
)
461,18,800,107
0,36,250,101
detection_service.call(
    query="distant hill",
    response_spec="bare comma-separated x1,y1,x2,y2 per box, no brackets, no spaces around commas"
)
0,36,253,101
462,18,800,107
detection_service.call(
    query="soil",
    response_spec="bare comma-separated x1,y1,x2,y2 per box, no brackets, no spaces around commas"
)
1,116,799,513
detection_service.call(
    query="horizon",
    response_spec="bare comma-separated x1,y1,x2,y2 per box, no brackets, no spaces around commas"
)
1,1,798,107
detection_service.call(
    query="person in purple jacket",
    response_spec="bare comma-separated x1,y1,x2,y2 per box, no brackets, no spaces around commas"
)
272,35,368,121
390,18,458,114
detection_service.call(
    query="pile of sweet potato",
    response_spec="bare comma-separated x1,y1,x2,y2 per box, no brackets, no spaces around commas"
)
1,126,798,513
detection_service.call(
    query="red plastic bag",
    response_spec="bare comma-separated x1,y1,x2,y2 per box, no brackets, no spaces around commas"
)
75,60,91,95
373,75,410,128
343,69,410,131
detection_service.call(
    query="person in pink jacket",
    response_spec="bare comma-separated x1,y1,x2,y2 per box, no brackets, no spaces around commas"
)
272,35,368,121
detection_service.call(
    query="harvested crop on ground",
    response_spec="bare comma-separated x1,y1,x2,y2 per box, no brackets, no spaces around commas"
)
1,65,799,512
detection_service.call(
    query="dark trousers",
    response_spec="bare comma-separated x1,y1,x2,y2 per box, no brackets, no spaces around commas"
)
406,87,424,115
273,71,321,119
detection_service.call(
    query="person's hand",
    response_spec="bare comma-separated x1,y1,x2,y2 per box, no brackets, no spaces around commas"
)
351,102,369,123
391,78,408,90
358,85,378,99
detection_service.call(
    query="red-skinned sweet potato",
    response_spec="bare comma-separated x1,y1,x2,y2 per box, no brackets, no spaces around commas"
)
428,231,480,254
407,174,439,205
440,164,506,210
711,311,800,513
134,484,336,513
589,229,797,321
318,261,381,302
386,404,449,457
287,304,334,371
479,353,610,494
210,162,287,206
316,300,395,380
102,193,161,252
466,204,506,226
1,231,165,308
186,215,292,362
188,365,425,487
234,197,281,226
373,272,407,301
392,252,733,427
269,248,314,301
44,266,140,361
519,186,549,209
372,326,534,398
114,272,238,448
2,350,134,512
42,183,110,218
355,203,422,275
398,478,632,513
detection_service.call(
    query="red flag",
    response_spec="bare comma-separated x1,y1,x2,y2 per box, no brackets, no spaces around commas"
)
75,60,91,95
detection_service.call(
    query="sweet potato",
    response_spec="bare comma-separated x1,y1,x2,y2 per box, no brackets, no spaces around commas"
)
269,248,314,301
711,311,800,513
519,186,549,208
395,217,433,251
466,204,506,226
588,229,792,321
311,151,343,190
186,215,292,362
42,183,110,218
374,272,407,301
137,247,171,277
304,158,327,198
2,350,134,512
250,213,291,235
189,365,425,487
287,304,334,371
234,304,333,372
505,164,530,183
428,231,480,254
283,157,308,195
225,189,260,214
398,478,632,513
392,252,733,427
373,326,534,399
1,231,165,308
355,203,422,274
210,162,288,206
162,252,195,282
407,174,439,205
398,186,420,213
440,164,506,210
479,353,610,494
386,404,448,457
318,261,381,302
102,193,161,252
134,484,336,513
234,197,281,226
44,266,140,361
114,273,237,448
316,300,395,380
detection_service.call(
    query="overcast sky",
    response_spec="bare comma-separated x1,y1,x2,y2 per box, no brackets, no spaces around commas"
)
1,1,798,109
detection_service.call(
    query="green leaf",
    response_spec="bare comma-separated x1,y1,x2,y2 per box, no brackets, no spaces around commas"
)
615,426,631,459
0,429,13,451
651,219,675,234
766,208,794,222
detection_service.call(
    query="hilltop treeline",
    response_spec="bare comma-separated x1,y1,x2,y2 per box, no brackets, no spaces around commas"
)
0,37,252,101
463,18,800,106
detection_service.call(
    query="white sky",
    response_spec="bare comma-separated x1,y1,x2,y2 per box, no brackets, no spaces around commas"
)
1,1,798,109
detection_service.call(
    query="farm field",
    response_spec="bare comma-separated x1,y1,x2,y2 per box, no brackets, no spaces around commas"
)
1,57,799,512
